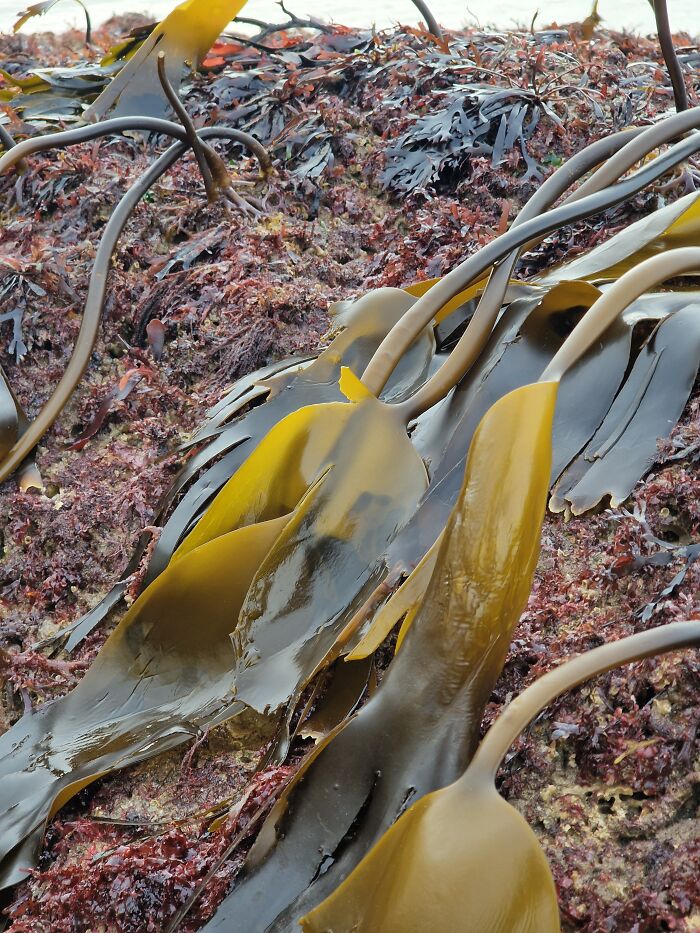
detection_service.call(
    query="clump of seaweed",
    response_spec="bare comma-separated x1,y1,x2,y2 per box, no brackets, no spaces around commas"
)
1,7,700,932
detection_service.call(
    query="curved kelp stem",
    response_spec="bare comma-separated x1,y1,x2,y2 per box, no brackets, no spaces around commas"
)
540,247,700,382
300,622,700,933
156,51,217,200
468,621,700,785
469,109,700,370
383,127,700,420
196,249,700,933
0,124,269,483
409,0,443,38
649,0,689,112
0,116,271,178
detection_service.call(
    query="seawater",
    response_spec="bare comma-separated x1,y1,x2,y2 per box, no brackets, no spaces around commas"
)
0,0,698,37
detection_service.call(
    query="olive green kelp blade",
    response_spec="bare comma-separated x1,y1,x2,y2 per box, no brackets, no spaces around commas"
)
0,513,290,890
540,190,700,284
229,368,428,717
551,302,700,513
303,622,700,933
300,784,559,933
201,381,556,933
60,287,433,649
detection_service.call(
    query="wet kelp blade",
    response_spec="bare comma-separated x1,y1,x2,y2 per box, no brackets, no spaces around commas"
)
227,369,428,717
150,286,432,578
0,514,290,889
351,282,630,653
551,302,700,513
84,0,250,120
302,620,700,933
200,382,555,932
540,190,700,284
56,288,433,649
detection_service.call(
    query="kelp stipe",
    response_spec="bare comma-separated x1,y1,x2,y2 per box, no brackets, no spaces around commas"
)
0,119,268,485
84,0,251,121
301,621,700,933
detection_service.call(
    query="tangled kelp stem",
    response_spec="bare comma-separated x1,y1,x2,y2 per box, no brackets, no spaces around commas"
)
473,108,700,366
156,51,217,201
0,122,270,484
0,116,271,178
367,119,700,417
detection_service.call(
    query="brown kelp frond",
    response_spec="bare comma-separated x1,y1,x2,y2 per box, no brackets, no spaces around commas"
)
0,512,291,890
301,622,700,933
50,288,432,653
197,380,556,932
13,0,92,44
84,0,251,121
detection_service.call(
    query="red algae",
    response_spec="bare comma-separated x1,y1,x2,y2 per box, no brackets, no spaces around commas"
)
0,11,699,932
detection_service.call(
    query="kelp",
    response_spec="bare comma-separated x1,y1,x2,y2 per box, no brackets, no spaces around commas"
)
540,190,700,284
198,377,556,932
51,286,432,651
649,0,689,112
0,117,270,486
84,0,251,121
0,511,291,889
361,123,700,404
349,280,700,657
198,249,700,931
551,301,700,513
13,0,92,43
301,621,700,933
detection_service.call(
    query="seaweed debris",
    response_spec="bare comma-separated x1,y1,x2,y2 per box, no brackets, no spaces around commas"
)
1,12,700,933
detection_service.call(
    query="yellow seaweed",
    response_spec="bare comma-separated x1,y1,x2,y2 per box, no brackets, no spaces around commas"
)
84,0,250,120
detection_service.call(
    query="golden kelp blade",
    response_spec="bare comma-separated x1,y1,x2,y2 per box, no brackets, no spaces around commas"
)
230,369,428,714
300,785,559,933
0,514,288,889
84,0,250,120
539,190,700,284
173,401,353,557
199,383,556,933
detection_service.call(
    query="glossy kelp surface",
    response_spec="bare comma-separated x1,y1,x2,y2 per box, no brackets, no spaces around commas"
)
0,513,290,890
228,368,428,716
541,192,700,284
201,381,555,932
84,0,251,121
57,287,432,649
551,302,700,513
302,621,700,933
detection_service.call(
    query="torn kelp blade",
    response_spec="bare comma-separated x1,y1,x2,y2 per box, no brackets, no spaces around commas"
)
0,513,290,889
301,622,700,933
84,0,250,120
551,301,700,513
228,369,428,716
540,190,700,285
200,381,555,932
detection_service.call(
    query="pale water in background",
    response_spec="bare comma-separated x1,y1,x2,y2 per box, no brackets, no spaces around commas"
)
0,0,698,41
